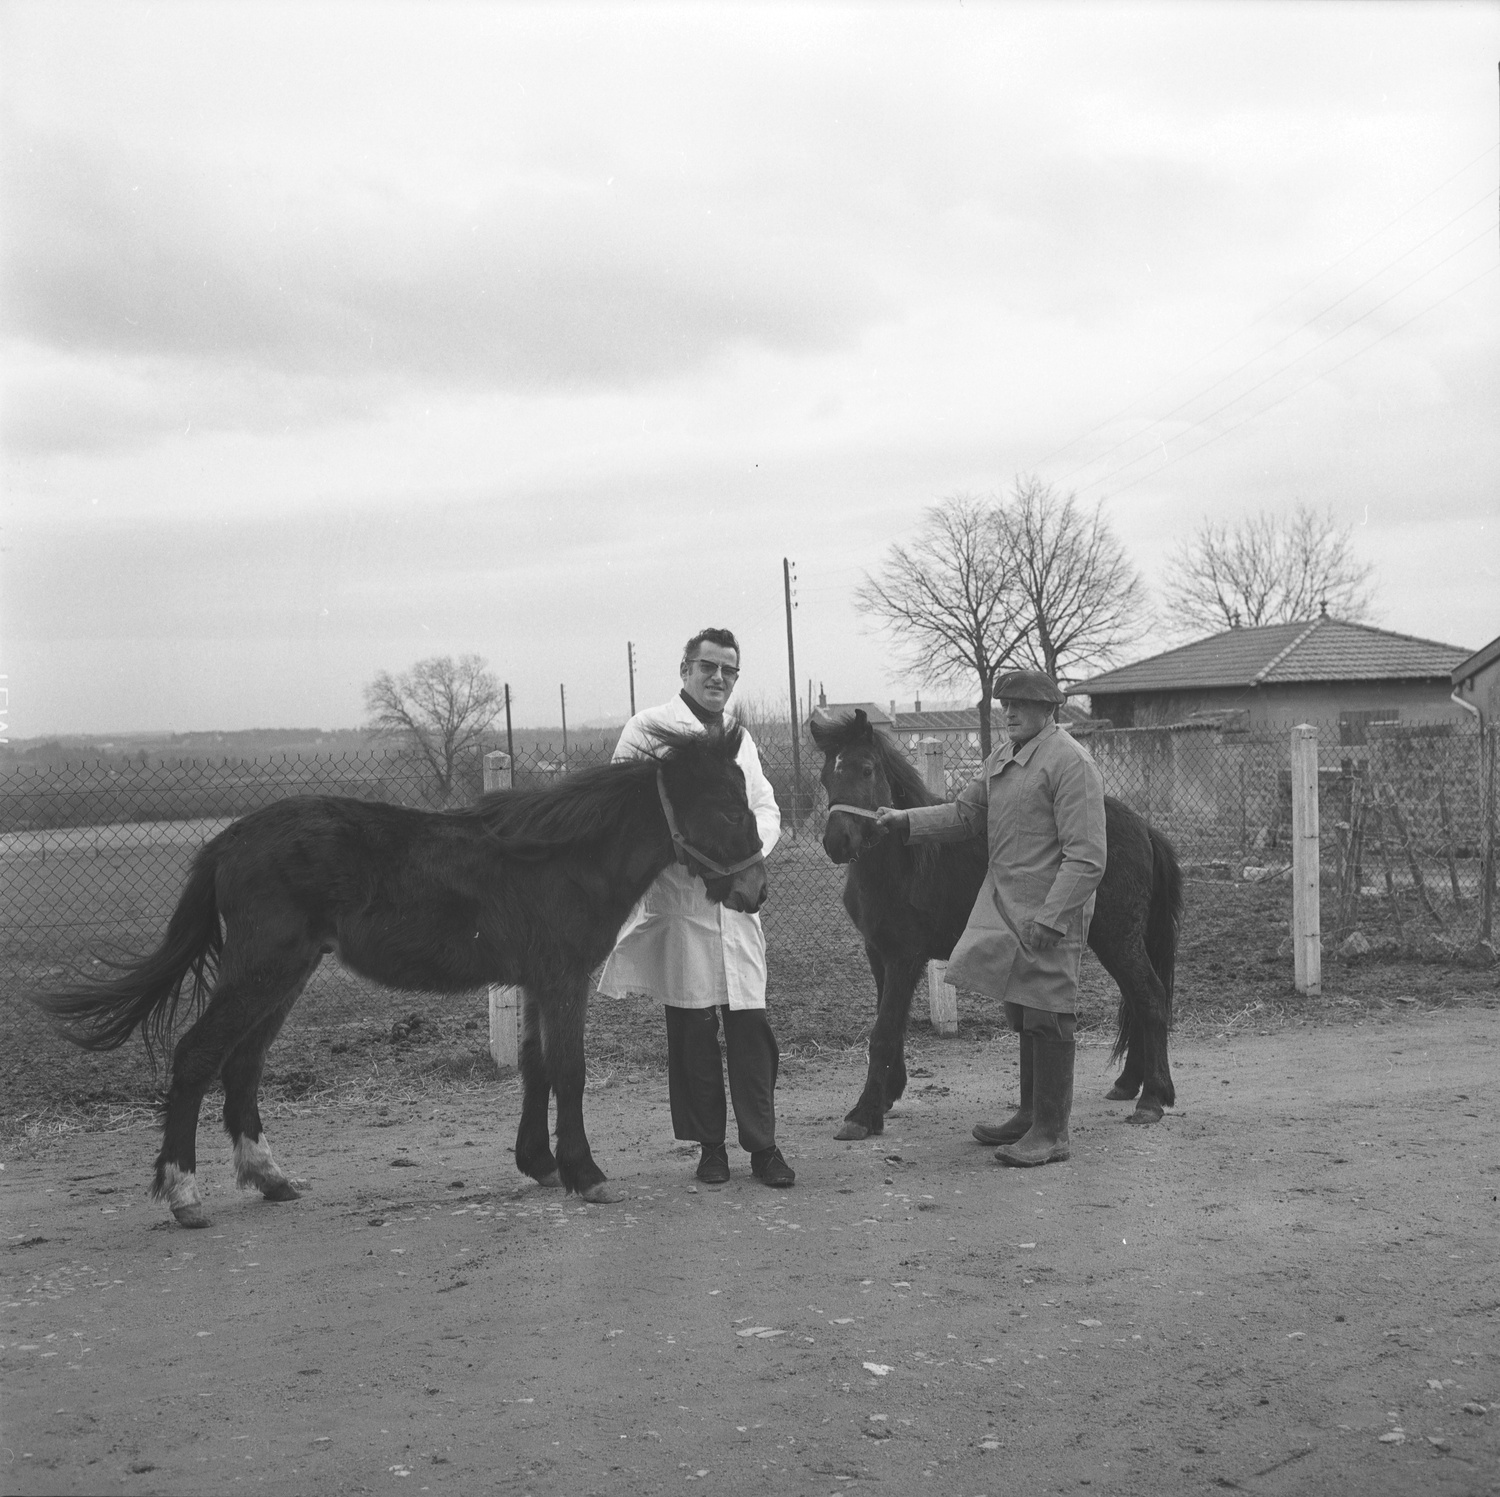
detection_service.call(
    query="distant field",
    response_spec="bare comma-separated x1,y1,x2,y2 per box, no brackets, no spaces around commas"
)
0,816,234,857
0,815,870,1000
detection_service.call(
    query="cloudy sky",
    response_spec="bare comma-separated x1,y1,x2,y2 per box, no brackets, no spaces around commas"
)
3,0,1496,736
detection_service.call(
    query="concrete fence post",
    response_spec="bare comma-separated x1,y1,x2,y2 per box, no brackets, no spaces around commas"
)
483,751,520,1069
1483,724,1496,946
1290,724,1322,995
918,737,959,1036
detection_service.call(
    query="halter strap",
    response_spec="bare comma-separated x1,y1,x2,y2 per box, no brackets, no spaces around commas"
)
826,802,883,821
656,770,766,878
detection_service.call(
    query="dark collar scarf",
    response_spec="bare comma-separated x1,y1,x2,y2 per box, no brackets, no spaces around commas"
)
679,689,724,729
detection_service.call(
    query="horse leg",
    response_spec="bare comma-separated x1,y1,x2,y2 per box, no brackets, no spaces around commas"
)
513,988,561,1187
837,949,922,1141
221,973,315,1203
884,950,909,1111
154,966,289,1227
537,977,624,1204
1105,1005,1144,1102
1100,944,1174,1125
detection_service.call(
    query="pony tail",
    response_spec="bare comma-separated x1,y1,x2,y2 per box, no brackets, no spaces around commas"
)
29,844,224,1063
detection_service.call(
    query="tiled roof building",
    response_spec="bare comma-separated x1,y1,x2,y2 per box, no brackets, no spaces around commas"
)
1070,616,1473,730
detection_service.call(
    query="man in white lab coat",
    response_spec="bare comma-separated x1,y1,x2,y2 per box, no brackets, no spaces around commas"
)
597,627,794,1187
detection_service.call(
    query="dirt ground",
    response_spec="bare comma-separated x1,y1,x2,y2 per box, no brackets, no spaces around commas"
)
4,997,1498,1497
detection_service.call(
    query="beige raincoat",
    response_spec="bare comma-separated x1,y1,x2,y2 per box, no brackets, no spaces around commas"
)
595,696,781,1010
905,722,1107,1012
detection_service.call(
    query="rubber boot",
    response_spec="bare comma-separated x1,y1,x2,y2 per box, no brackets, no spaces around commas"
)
972,1034,1033,1145
994,1037,1073,1167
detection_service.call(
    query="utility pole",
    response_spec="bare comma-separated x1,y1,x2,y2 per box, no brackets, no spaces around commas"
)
560,684,568,763
627,641,636,716
504,683,514,766
783,557,802,835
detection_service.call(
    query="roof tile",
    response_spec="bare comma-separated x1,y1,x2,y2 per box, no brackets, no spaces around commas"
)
1072,617,1470,694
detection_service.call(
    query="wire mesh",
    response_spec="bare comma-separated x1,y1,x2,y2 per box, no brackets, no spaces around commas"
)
3,718,1492,1001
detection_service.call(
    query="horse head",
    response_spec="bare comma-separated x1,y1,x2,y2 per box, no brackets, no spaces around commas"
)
651,725,768,913
808,709,897,865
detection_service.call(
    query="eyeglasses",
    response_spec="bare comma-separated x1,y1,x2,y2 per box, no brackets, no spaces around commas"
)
689,659,740,683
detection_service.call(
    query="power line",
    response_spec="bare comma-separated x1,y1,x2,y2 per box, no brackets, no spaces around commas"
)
1053,190,1497,491
1073,227,1497,499
1032,142,1500,475
1084,258,1500,503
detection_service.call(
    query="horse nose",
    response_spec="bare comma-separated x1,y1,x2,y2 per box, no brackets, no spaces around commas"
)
823,816,855,864
725,863,767,913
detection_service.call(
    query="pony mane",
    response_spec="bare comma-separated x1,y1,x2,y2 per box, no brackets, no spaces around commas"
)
639,721,746,764
465,725,745,855
810,711,943,810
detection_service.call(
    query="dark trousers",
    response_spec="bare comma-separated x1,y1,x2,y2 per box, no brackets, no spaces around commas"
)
1003,1002,1077,1042
665,1005,779,1154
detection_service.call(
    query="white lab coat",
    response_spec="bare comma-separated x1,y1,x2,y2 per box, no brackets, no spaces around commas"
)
596,695,781,1010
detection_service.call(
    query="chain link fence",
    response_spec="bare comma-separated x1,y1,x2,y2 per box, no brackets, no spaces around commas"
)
0,738,871,1002
3,717,1493,1004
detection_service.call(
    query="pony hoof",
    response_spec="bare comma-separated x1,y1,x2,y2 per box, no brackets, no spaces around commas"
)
536,1171,562,1188
172,1204,211,1229
579,1182,627,1204
261,1180,301,1202
1128,1103,1165,1125
1105,1084,1139,1101
834,1121,871,1141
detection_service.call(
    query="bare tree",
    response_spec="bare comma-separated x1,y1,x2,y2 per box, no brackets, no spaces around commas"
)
1160,504,1377,637
999,476,1147,683
364,654,503,804
856,495,1030,756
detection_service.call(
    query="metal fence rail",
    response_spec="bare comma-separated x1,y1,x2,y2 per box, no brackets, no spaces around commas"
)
3,718,1493,998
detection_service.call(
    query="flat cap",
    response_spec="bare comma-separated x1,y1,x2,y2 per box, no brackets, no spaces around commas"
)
992,668,1065,704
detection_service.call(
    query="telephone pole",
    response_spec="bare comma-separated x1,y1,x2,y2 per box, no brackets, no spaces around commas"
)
783,557,802,835
627,641,636,716
560,684,568,763
504,683,514,766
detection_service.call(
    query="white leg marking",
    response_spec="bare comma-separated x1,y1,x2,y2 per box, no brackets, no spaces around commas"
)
234,1134,287,1190
162,1164,203,1210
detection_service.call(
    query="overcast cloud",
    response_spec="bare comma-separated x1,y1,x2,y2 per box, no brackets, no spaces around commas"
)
2,0,1496,735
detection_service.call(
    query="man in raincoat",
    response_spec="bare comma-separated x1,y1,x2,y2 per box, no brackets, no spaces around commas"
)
596,627,794,1188
875,670,1106,1167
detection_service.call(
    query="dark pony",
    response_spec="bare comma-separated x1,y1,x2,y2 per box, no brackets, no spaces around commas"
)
810,710,1182,1138
31,727,766,1227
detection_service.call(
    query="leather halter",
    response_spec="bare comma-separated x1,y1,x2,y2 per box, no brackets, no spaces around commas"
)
656,770,765,878
826,802,882,821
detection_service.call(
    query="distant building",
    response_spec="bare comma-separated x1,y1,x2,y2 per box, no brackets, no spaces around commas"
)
1069,615,1472,736
816,700,896,729
1451,632,1500,725
815,695,1102,753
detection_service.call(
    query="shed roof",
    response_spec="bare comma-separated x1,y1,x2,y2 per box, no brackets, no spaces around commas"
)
818,701,894,726
1070,617,1471,696
894,709,979,733
1452,632,1500,685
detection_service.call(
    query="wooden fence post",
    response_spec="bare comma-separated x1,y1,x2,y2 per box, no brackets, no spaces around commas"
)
1290,724,1322,995
918,737,959,1036
484,750,520,1069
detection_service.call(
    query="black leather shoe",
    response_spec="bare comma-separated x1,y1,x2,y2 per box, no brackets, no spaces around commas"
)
750,1146,795,1188
696,1143,730,1184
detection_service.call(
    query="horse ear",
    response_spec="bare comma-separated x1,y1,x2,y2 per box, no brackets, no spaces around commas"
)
851,709,874,742
808,713,835,752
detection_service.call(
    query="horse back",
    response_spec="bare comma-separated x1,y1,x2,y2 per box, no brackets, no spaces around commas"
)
209,796,595,993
